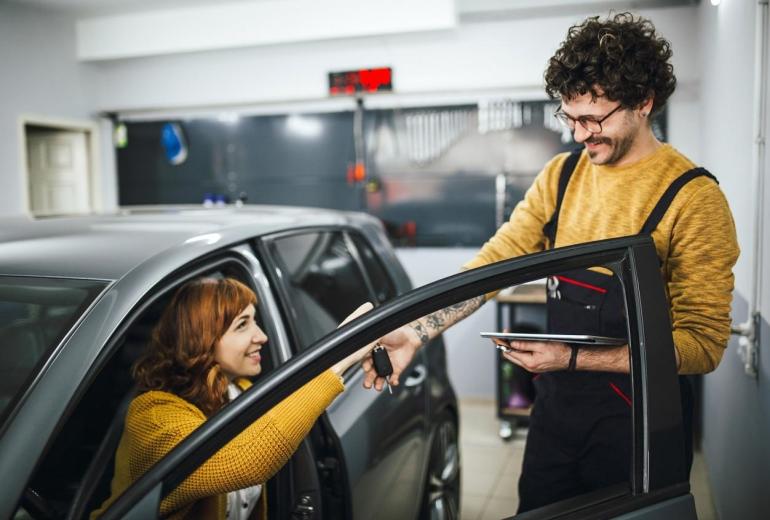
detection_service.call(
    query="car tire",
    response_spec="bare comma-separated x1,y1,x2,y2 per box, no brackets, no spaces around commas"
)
421,411,461,520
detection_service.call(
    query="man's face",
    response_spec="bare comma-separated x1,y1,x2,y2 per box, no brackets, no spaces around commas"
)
560,93,645,166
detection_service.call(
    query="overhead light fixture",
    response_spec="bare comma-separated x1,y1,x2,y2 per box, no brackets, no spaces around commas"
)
710,0,720,5
286,114,322,138
217,113,240,125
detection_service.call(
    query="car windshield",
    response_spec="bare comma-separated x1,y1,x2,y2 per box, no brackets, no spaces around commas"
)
0,276,108,421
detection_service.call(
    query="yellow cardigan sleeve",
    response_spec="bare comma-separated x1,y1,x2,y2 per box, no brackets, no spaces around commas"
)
125,369,344,516
664,181,739,374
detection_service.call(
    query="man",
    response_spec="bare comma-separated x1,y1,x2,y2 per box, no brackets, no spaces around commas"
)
362,12,739,513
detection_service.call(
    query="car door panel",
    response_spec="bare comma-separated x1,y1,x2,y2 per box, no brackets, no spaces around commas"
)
343,229,429,519
102,235,693,520
325,355,427,519
285,440,325,519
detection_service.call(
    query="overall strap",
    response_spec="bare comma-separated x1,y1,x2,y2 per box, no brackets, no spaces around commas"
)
639,167,718,235
542,148,582,248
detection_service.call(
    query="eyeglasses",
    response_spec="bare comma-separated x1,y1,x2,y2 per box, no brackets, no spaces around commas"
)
553,104,624,134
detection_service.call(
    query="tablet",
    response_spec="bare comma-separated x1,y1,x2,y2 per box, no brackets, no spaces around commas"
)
479,332,627,346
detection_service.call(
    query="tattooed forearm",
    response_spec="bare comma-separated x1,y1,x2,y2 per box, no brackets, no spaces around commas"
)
409,320,430,344
415,295,485,343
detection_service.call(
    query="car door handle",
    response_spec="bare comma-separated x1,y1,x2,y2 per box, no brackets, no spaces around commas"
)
404,365,426,387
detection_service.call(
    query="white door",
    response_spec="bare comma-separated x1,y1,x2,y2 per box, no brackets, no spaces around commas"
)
26,131,90,216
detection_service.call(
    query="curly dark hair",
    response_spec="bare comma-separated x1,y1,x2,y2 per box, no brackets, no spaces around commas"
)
132,277,257,416
544,12,676,115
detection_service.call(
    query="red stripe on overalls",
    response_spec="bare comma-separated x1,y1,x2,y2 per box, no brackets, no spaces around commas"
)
609,382,632,407
555,275,608,294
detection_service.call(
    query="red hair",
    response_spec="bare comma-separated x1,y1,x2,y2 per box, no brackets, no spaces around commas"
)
132,277,257,416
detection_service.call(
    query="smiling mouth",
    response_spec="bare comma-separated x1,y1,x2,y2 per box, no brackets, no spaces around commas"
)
246,348,261,358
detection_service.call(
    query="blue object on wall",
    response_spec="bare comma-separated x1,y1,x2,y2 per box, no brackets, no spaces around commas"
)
161,122,188,165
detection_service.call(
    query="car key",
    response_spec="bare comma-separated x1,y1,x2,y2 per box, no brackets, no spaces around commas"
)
372,343,394,394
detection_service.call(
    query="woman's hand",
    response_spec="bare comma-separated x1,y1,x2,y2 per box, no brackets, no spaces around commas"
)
330,302,377,376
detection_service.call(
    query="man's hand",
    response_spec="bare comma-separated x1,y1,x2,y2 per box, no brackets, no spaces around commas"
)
500,340,571,373
362,323,422,391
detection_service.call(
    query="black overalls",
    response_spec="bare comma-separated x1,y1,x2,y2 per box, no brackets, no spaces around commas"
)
517,150,717,513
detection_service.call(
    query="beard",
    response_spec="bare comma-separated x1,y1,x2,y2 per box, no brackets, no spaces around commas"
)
585,125,638,165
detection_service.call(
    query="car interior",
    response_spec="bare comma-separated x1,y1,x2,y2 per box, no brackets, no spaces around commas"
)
15,265,277,520
0,279,106,421
19,294,164,519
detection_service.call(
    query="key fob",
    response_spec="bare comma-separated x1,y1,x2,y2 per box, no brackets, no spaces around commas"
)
372,345,393,378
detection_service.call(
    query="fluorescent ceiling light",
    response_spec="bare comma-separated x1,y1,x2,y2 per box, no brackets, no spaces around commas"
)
217,113,240,125
286,115,322,138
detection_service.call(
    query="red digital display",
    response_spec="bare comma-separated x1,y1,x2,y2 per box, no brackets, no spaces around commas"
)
329,67,393,96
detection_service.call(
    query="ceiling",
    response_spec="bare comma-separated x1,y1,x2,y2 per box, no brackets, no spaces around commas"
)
7,0,699,17
4,0,244,16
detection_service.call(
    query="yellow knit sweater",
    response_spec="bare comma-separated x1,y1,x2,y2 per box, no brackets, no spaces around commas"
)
91,370,344,519
463,144,739,374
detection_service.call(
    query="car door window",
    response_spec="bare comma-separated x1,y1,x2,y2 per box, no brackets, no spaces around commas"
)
348,232,397,303
0,277,107,423
503,265,633,512
268,231,372,350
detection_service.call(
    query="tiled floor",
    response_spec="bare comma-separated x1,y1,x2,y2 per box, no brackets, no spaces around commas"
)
459,399,718,520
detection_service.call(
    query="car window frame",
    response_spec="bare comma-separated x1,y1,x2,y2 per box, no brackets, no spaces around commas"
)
100,234,690,520
256,226,389,357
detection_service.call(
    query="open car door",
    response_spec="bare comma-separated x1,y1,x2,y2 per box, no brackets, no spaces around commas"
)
99,235,695,520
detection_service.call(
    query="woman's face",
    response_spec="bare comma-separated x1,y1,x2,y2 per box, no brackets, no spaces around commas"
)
214,303,268,381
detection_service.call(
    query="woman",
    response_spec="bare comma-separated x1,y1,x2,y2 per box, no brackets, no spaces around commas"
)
91,277,374,519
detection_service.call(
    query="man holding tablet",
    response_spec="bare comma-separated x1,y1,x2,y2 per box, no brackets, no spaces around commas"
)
362,12,739,513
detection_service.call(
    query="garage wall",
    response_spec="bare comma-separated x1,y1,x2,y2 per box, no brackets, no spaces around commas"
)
0,4,97,217
0,5,700,223
697,1,770,519
88,7,699,116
